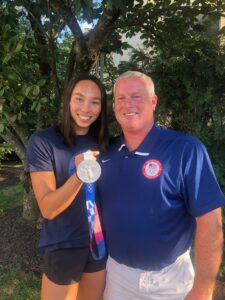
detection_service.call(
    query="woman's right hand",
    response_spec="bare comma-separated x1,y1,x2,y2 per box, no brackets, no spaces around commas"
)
30,150,100,220
74,150,100,169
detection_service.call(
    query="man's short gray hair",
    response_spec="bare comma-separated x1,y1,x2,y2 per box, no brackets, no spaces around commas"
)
114,71,155,97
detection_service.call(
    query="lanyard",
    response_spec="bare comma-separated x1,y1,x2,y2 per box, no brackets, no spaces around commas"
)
85,183,106,260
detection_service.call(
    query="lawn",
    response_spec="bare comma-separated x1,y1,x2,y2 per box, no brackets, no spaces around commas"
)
0,183,23,215
0,266,40,300
0,170,225,300
0,181,41,300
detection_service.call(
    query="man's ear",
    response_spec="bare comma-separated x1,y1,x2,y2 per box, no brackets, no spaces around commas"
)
152,95,158,111
112,102,115,111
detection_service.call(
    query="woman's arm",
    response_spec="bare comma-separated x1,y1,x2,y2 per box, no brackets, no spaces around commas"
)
30,150,99,220
30,170,82,220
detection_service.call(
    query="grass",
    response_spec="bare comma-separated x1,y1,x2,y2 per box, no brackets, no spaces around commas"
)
0,183,23,215
0,182,41,299
0,266,40,300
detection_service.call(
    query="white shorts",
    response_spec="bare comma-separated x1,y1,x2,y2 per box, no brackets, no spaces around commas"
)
104,251,194,300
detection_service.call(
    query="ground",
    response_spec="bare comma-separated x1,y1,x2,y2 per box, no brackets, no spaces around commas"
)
0,167,225,299
0,167,42,275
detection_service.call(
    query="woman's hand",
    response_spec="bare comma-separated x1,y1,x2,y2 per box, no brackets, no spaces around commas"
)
75,150,100,169
30,151,102,220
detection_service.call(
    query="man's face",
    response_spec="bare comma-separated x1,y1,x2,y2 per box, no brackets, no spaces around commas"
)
114,77,157,135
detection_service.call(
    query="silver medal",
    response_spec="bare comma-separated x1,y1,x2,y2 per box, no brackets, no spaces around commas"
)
77,151,101,183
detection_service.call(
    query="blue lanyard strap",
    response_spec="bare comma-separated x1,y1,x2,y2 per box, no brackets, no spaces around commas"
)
85,183,106,260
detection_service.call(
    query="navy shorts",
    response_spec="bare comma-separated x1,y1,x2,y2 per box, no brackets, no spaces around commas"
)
43,247,107,285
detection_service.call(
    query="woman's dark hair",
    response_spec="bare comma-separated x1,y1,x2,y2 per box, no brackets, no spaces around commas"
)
59,74,109,151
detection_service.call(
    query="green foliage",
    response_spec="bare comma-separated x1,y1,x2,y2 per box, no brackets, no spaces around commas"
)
0,1,60,132
117,16,225,190
56,33,74,83
1,0,223,138
0,183,23,215
107,0,125,10
0,143,13,161
101,56,121,136
114,6,225,275
0,0,224,201
0,266,40,300
0,0,224,284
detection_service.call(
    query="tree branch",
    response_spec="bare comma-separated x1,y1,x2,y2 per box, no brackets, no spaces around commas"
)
52,21,67,41
47,0,61,101
50,0,88,55
87,1,131,51
24,0,61,100
0,128,26,165
4,111,29,147
23,1,51,76
64,41,76,86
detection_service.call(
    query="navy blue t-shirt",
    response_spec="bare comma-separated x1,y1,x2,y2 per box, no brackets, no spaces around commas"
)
26,127,98,253
98,124,225,270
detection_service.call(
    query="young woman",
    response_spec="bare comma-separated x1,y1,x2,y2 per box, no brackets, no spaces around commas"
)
26,75,109,300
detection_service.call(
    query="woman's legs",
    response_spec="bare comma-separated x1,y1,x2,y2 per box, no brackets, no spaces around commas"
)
41,274,79,300
41,247,106,300
41,270,106,300
77,269,106,300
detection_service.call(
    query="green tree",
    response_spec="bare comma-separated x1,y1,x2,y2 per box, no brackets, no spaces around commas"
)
107,7,225,275
116,10,225,191
0,0,224,219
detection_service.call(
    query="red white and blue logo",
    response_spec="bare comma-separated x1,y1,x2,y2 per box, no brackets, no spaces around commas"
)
142,159,163,179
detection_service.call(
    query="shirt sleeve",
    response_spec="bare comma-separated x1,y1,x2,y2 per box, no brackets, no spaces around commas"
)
25,131,54,173
181,138,225,217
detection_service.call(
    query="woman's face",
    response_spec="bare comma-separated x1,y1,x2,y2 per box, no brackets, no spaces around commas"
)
70,80,102,135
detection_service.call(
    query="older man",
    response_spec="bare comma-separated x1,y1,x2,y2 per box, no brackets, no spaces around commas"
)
99,71,225,300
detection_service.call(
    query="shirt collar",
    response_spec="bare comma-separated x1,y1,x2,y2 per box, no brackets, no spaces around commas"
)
117,124,160,156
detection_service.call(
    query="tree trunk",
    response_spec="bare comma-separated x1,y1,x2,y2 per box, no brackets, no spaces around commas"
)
22,172,39,221
1,127,39,220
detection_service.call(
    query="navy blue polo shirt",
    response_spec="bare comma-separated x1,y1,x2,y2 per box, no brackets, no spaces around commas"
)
98,124,225,270
26,127,97,253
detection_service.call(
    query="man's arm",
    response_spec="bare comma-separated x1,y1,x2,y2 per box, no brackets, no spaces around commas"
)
185,208,224,300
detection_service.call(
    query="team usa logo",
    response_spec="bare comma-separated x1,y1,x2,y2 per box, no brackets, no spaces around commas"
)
142,159,163,179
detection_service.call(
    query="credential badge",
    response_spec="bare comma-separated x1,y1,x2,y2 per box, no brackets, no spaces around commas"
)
142,159,162,179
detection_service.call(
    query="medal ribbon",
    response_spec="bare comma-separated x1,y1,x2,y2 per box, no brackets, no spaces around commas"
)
85,183,106,260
